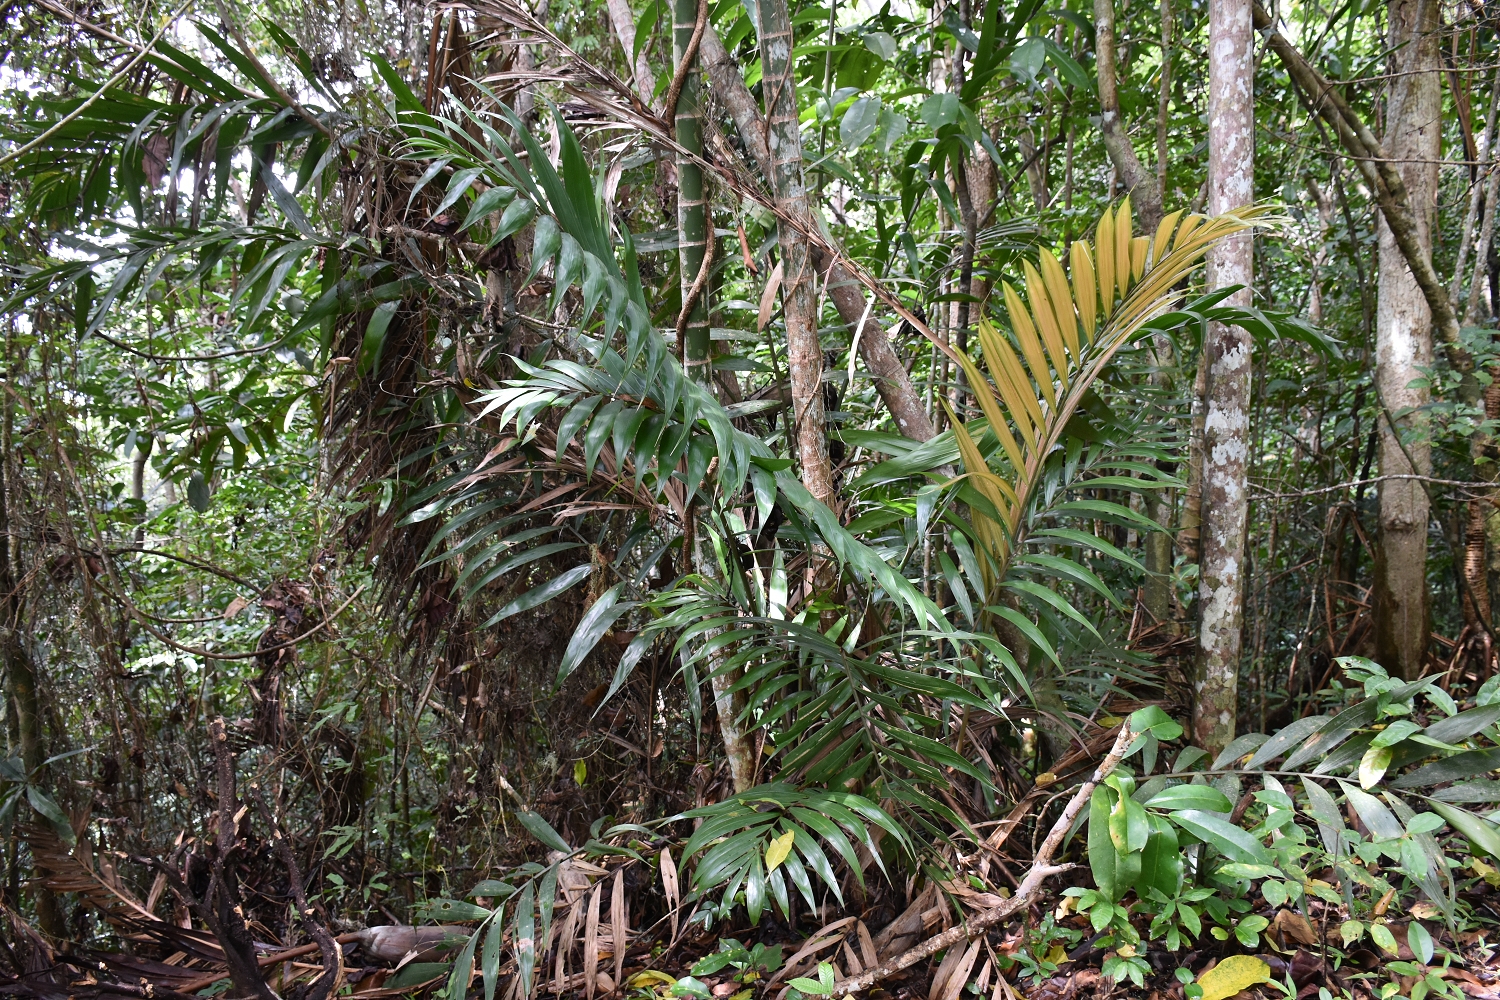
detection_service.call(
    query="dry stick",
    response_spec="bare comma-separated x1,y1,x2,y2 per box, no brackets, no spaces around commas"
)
251,789,345,1000
662,0,709,137
829,720,1136,997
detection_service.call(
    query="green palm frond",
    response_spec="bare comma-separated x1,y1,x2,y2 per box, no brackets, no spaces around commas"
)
945,198,1272,602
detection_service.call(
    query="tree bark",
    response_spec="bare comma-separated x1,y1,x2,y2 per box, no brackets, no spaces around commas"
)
1096,0,1174,621
604,0,655,102
753,0,835,506
673,10,754,792
1094,0,1164,233
1193,0,1253,755
1461,66,1500,643
1371,0,1440,680
699,26,936,443
1252,1,1466,373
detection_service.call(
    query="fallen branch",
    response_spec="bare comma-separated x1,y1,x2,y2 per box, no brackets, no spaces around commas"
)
829,720,1136,997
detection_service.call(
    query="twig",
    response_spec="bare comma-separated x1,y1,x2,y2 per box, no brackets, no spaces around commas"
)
0,0,197,167
829,720,1136,997
1250,473,1500,500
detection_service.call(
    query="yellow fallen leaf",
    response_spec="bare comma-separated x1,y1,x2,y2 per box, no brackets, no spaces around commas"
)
1044,945,1068,966
627,971,677,989
765,829,796,872
1196,956,1270,1000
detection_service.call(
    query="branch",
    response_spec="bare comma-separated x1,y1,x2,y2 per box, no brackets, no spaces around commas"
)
829,720,1137,997
1252,1,1466,371
251,788,345,1000
1094,0,1163,231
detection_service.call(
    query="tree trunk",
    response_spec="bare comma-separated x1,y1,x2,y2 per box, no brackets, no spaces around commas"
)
1093,0,1164,233
699,26,936,443
1193,0,1253,755
672,6,754,793
1096,0,1174,621
1461,66,1500,645
754,0,835,506
604,0,655,102
0,370,64,939
1372,0,1440,680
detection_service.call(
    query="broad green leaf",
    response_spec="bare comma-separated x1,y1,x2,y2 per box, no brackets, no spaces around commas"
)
1338,782,1404,840
1392,748,1500,788
1136,815,1181,900
1408,921,1434,965
480,565,593,627
556,584,634,687
840,95,882,149
1424,703,1500,744
1428,800,1500,860
1146,785,1233,813
514,809,571,853
1212,733,1269,769
1245,715,1328,769
1088,785,1119,902
1167,809,1272,864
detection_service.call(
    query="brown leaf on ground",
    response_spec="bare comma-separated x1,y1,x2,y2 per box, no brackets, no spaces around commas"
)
1270,909,1318,948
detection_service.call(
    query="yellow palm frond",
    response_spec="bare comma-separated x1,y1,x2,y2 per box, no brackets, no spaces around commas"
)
952,198,1270,603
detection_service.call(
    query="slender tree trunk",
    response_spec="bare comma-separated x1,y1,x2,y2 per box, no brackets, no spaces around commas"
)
1193,0,1253,754
0,358,63,939
671,4,754,792
1093,0,1163,233
1096,0,1174,620
1178,352,1209,566
1372,0,1440,680
754,0,835,506
699,26,936,443
604,0,655,102
1461,66,1500,643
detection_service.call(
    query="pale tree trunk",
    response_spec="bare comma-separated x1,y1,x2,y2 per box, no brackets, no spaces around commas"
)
1193,0,1253,754
699,27,936,443
1372,0,1440,680
604,0,655,102
754,0,835,506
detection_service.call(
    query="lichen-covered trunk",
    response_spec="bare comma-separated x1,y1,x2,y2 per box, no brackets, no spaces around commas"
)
754,0,836,506
1373,0,1440,680
1193,0,1253,755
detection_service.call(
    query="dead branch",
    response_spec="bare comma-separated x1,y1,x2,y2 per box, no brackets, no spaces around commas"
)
828,720,1137,997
